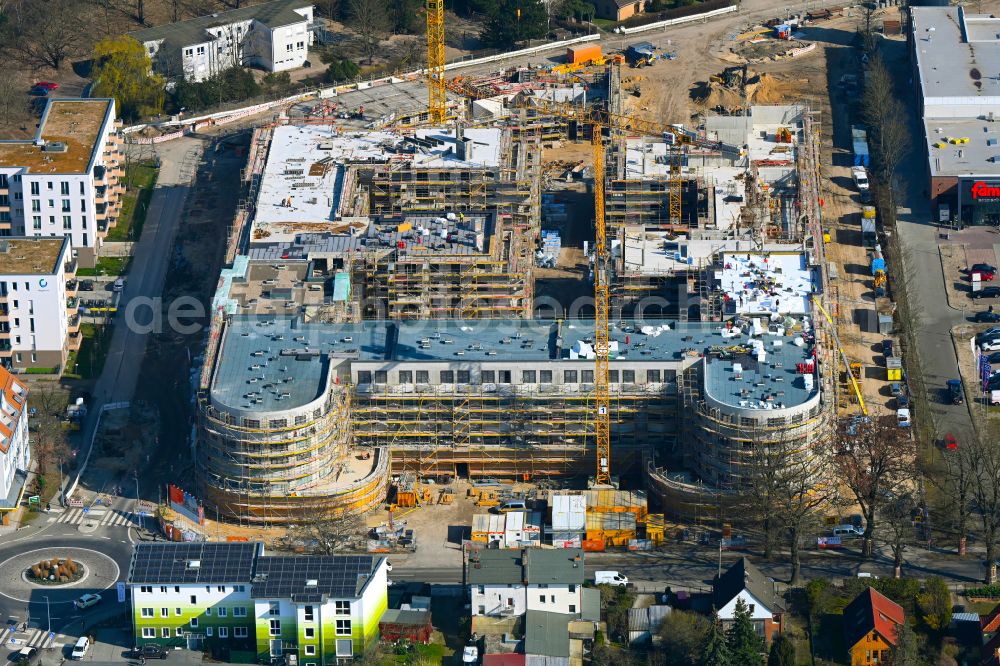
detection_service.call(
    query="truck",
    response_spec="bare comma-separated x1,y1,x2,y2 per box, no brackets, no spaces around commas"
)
861,217,877,248
595,571,629,586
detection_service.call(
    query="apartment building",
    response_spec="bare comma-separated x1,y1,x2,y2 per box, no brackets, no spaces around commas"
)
127,542,389,662
0,237,79,373
0,365,29,523
132,0,315,82
468,548,586,619
0,98,124,268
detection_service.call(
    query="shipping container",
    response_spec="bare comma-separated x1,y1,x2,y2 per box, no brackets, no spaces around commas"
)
471,513,490,543
567,44,602,65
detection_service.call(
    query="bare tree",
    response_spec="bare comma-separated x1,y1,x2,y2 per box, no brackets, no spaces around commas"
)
0,70,32,131
931,441,976,555
7,0,87,70
863,56,911,195
349,0,389,65
878,490,916,578
287,512,367,554
828,414,917,558
968,434,1000,583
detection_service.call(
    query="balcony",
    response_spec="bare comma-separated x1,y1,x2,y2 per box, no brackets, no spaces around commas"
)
0,340,10,355
67,331,81,351
67,314,80,333
66,296,78,312
0,326,9,339
65,259,77,278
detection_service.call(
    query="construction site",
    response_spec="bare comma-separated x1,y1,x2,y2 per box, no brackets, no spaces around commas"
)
184,4,887,528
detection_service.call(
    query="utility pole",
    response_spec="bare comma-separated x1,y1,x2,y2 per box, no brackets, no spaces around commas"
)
43,596,50,634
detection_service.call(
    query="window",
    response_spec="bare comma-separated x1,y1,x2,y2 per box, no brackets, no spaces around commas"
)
234,627,248,638
218,608,227,617
141,608,154,618
206,627,213,637
219,627,228,638
60,182,69,195
457,370,470,383
305,646,316,656
569,585,577,593
335,619,351,636
335,601,351,614
61,200,70,212
80,182,85,195
622,369,635,383
175,608,182,616
539,370,552,383
140,586,153,594
142,628,155,638
217,586,226,592
286,44,293,52
184,48,193,57
269,619,280,636
304,605,314,621
161,608,169,618
374,370,387,384
399,370,412,383
296,41,304,49
233,607,248,617
159,586,167,593
481,370,495,383
269,602,280,616
569,604,576,613
336,639,352,657
539,595,545,603
234,585,245,593
197,46,205,55
175,628,183,637
357,370,372,383
206,608,212,616
581,370,594,383
190,618,199,628
440,370,454,383
0,174,6,188
522,370,536,383
31,200,39,212
609,370,619,382
161,628,170,638
304,628,315,639
498,370,511,383
190,596,197,604
80,199,85,212
647,369,661,383
30,182,39,195
47,182,53,190
564,370,577,383
175,586,181,593
416,370,429,383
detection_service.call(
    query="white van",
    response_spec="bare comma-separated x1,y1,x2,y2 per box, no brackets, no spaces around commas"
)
833,525,864,538
595,571,629,586
71,637,90,660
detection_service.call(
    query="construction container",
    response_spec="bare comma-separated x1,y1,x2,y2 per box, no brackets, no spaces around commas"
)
488,514,505,545
471,513,490,543
581,539,605,552
550,531,583,548
886,356,903,381
567,44,602,65
582,489,647,520
395,473,419,508
586,511,637,546
878,312,894,335
505,511,525,546
551,494,587,531
645,513,665,545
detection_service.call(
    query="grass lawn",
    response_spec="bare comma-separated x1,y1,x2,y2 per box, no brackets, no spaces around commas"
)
106,162,158,242
67,323,112,380
592,18,618,29
76,256,130,277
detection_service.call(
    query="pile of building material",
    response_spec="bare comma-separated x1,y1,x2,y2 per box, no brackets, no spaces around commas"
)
537,230,561,267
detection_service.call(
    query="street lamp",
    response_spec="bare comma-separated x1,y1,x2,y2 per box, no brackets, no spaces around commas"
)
42,596,50,634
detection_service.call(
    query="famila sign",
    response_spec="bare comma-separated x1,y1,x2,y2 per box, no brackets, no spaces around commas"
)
971,181,1000,201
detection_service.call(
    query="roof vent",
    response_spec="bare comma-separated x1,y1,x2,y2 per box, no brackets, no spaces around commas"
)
187,560,201,569
42,142,68,153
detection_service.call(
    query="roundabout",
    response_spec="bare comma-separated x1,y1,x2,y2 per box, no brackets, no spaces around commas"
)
0,545,122,605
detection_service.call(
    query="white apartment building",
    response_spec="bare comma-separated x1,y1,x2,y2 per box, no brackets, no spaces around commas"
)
0,237,79,373
131,0,315,82
0,98,124,268
0,364,29,524
469,548,585,619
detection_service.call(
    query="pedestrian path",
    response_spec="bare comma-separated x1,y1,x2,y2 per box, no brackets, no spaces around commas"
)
4,626,59,650
50,508,140,527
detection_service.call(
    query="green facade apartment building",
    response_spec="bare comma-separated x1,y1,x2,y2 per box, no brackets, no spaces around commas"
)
128,542,389,664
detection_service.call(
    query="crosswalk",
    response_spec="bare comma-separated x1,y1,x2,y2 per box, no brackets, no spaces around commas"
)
2,627,59,650
52,507,142,527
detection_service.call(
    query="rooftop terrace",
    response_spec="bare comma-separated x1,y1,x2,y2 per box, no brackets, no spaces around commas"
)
0,237,69,276
209,316,819,414
0,99,113,175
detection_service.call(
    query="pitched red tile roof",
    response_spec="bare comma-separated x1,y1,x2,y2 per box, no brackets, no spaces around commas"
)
983,603,1000,633
843,587,905,649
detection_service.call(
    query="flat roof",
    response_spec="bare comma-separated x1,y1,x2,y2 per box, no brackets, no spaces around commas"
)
911,7,1000,107
131,0,311,48
252,125,503,244
0,237,68,276
717,251,816,315
0,99,113,175
210,316,819,413
252,555,379,601
925,117,1000,177
128,542,261,584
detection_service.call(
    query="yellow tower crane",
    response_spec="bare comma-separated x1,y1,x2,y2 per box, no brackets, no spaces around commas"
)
592,122,611,485
425,0,447,124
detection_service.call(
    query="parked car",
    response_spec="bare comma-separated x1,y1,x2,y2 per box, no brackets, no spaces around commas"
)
981,339,1000,352
943,433,959,450
889,382,903,397
78,280,94,291
979,326,1000,340
833,525,864,538
975,310,1000,323
947,379,964,404
74,593,101,609
988,351,1000,364
882,339,894,357
112,278,125,293
462,646,479,665
141,645,168,660
971,286,1000,299
12,647,38,665
968,263,998,275
852,166,869,192
32,81,58,91
70,637,89,660
594,570,629,586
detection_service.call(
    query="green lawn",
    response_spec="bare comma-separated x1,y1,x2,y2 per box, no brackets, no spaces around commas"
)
76,256,129,277
106,162,158,242
24,367,58,374
592,18,618,29
66,323,112,380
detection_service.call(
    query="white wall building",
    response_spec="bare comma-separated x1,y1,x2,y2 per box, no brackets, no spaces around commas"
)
469,548,585,619
131,0,315,82
0,98,124,268
0,237,78,373
0,365,29,522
